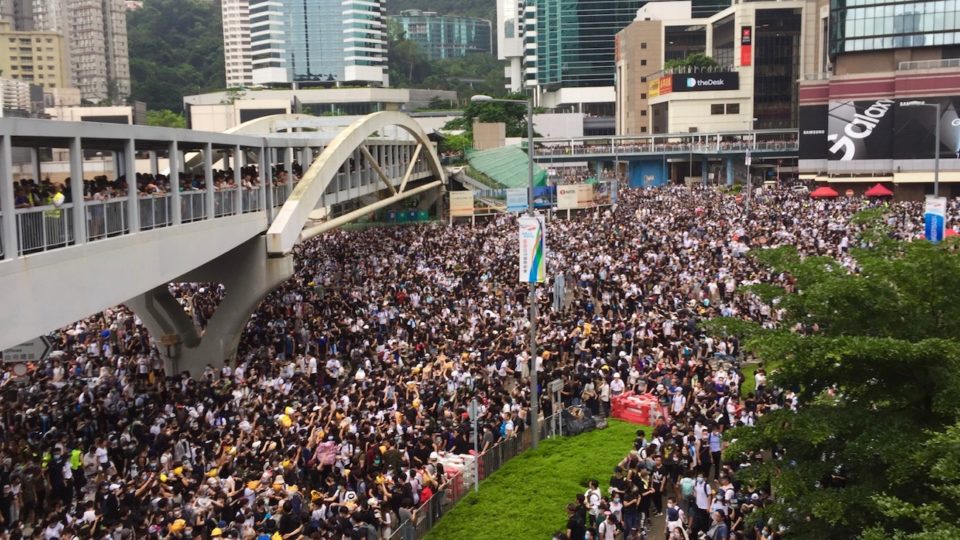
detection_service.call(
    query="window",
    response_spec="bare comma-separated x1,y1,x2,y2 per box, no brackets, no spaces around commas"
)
641,93,647,99
640,110,648,116
711,104,725,115
726,103,740,114
641,126,648,133
641,42,647,49
641,59,647,66
641,76,647,82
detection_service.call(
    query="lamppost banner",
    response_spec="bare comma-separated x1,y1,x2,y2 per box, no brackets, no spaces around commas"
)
519,215,546,283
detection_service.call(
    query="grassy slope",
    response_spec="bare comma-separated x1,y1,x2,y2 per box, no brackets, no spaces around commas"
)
425,420,639,540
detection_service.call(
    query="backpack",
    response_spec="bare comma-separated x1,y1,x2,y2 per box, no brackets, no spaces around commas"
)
667,506,681,522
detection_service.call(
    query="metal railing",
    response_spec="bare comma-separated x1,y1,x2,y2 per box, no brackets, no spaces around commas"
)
272,184,291,207
386,412,564,540
535,139,798,157
180,191,207,223
898,58,960,71
214,188,239,218
139,194,172,230
15,204,75,255
242,187,262,213
85,198,128,241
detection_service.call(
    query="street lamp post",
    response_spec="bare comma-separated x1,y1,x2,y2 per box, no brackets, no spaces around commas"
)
900,100,942,197
471,94,540,449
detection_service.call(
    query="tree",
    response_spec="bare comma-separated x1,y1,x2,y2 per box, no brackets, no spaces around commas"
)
708,212,960,538
127,0,225,111
386,20,431,88
442,92,536,138
145,109,187,128
664,52,720,71
438,133,473,157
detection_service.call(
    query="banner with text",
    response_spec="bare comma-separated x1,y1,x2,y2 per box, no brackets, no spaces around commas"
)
450,191,475,217
506,188,528,212
519,215,546,283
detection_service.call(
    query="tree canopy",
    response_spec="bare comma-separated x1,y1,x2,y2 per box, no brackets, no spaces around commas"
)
441,93,536,139
709,212,960,538
127,0,225,111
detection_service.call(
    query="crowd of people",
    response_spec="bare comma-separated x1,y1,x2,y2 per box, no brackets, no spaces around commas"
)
1,183,957,540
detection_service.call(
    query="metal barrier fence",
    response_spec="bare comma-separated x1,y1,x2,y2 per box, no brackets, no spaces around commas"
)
214,189,239,217
386,412,563,540
14,205,75,255
242,188,262,213
139,195,171,230
272,184,291,207
86,198,128,241
181,191,207,223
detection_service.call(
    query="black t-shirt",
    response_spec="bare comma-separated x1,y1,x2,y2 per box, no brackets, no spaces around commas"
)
566,513,586,540
609,475,626,495
278,512,300,534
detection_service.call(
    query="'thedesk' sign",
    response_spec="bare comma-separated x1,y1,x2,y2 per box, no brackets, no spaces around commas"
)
671,72,739,92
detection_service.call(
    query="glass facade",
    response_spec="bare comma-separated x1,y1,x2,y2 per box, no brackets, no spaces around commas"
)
526,0,642,88
753,8,802,129
250,0,385,85
391,10,492,61
831,0,960,54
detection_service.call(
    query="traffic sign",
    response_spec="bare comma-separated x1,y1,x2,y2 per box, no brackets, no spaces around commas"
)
2,336,53,363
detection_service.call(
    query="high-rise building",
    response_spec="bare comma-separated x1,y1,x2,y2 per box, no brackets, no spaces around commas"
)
389,10,492,61
0,19,70,91
496,0,523,92
221,0,253,88
250,0,387,87
3,0,130,103
798,0,960,197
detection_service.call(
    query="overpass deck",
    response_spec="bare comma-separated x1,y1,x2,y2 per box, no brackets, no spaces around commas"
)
531,129,798,162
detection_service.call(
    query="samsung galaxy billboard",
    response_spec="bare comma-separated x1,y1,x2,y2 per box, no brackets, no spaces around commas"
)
800,97,960,160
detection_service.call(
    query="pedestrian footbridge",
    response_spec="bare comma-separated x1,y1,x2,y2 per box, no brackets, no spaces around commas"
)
0,112,446,373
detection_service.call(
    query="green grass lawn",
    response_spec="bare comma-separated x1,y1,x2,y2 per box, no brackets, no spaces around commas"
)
425,419,640,540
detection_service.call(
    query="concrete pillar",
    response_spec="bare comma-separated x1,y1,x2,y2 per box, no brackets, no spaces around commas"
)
204,143,214,219
0,136,15,259
261,146,273,220
284,146,293,189
69,137,86,245
126,236,294,377
126,138,139,233
234,145,243,212
169,141,181,225
150,151,159,176
30,147,40,181
726,157,734,186
702,157,709,186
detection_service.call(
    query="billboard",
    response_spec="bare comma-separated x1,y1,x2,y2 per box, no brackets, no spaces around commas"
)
800,97,960,161
893,97,960,160
648,77,661,98
506,188,528,212
556,183,594,209
659,75,673,96
799,104,828,160
671,72,739,92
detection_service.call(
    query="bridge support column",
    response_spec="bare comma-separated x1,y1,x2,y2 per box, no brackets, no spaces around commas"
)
127,236,294,377
726,157,734,186
702,157,709,186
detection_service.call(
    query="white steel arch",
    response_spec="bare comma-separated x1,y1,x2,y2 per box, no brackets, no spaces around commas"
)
266,111,446,255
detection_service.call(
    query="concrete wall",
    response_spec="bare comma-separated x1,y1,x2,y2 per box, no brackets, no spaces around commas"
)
629,159,669,187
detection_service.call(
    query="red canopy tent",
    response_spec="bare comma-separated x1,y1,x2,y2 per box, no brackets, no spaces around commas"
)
864,183,894,197
810,186,840,199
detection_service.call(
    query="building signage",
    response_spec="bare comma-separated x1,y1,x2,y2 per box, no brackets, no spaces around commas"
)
800,96,957,161
925,196,947,243
740,26,753,67
671,72,739,92
659,75,673,95
648,77,660,98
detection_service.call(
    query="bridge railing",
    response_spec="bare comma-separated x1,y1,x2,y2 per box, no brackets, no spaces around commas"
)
532,130,799,158
214,188,239,218
139,194,172,230
85,198,129,241
14,204,75,255
242,187,262,214
180,191,207,223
